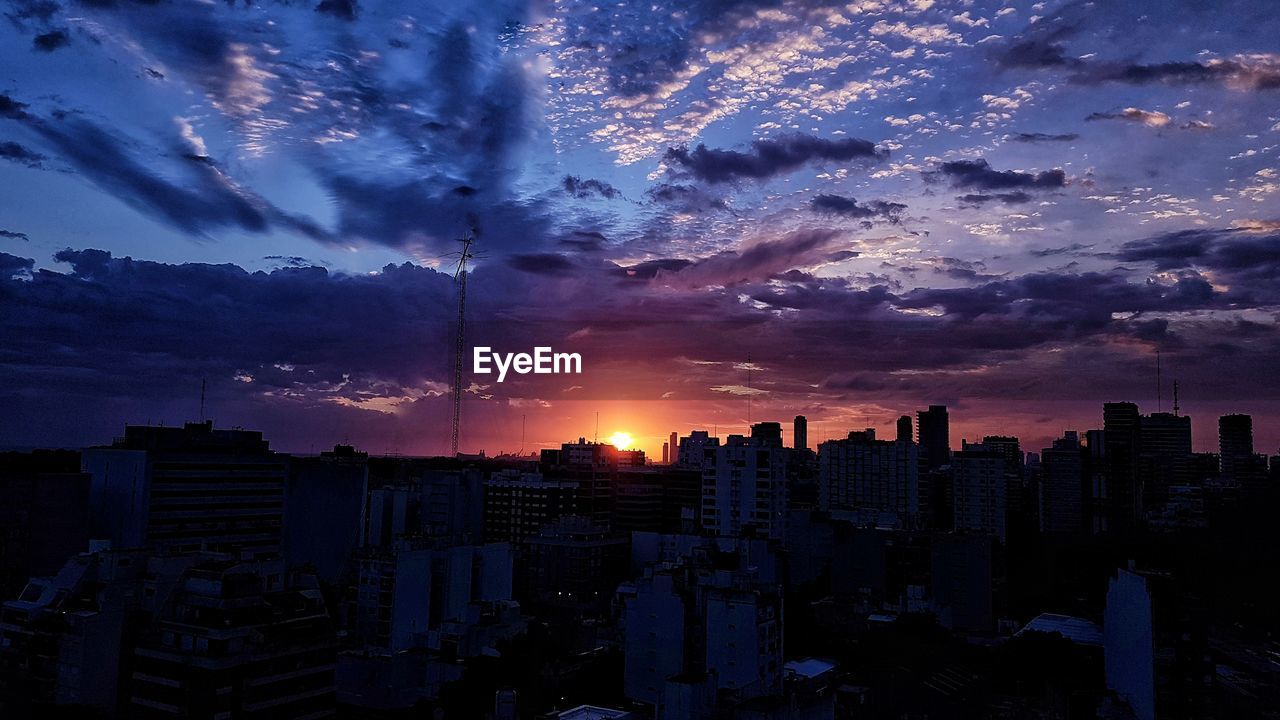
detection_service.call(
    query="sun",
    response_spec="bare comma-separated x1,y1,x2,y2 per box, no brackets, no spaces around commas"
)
606,431,634,449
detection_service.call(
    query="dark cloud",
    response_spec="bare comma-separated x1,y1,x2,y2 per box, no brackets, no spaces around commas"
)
0,230,30,241
32,28,70,51
664,134,884,184
1113,228,1280,292
810,194,906,223
1007,132,1078,143
1070,58,1280,91
645,183,727,213
558,231,606,253
0,252,34,279
616,258,693,280
933,158,1066,191
14,108,328,239
956,192,1032,206
506,253,576,276
0,94,31,120
562,175,621,200
1085,108,1171,127
1030,243,1093,257
314,0,357,21
665,229,847,287
0,141,46,168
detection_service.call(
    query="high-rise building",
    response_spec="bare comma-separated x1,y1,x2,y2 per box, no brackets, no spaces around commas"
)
896,415,912,443
1139,412,1192,509
750,421,784,448
661,442,669,465
1219,414,1256,485
483,472,578,546
951,441,1007,542
793,416,808,453
817,429,920,528
702,434,788,541
917,405,950,470
669,432,679,464
0,450,91,598
82,422,287,558
1040,431,1087,535
676,431,720,471
1103,402,1143,534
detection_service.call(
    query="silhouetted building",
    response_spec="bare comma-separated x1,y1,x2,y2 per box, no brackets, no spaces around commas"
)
1040,431,1087,535
793,416,808,453
917,405,950,470
82,422,286,558
525,516,626,615
817,429,920,528
952,441,1007,542
284,445,368,583
751,422,784,448
483,472,577,546
931,533,993,634
128,559,337,719
669,432,678,464
702,434,788,541
677,431,720,471
1103,403,1143,534
0,451,91,599
1140,412,1192,510
896,415,912,444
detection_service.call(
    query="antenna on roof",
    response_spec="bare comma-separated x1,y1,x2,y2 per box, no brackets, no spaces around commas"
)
200,378,206,422
1156,349,1162,413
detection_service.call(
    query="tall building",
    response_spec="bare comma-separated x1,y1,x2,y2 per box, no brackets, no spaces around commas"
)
701,434,789,541
284,445,368,584
1219,414,1257,486
1104,569,1156,720
750,421,784,448
483,472,578,546
669,432,679,464
817,429,920,528
677,431,720,471
82,422,287,558
951,441,1007,542
1139,412,1192,509
917,405,950,470
0,450,91,598
661,442,669,465
1103,402,1143,534
1040,431,1087,535
793,416,808,453
896,415,912,443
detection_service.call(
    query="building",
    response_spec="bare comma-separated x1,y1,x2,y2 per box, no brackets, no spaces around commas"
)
524,516,627,615
1140,412,1192,509
1104,569,1155,720
751,422,784,448
917,405,950,471
0,547,150,716
817,429,920,528
951,442,1007,542
896,415,912,443
1103,403,1142,534
128,559,337,719
0,450,91,599
1040,431,1087,535
284,445,368,583
483,471,579,546
793,416,808,453
701,433,789,541
677,431,721,471
82,421,287,558
670,432,679,464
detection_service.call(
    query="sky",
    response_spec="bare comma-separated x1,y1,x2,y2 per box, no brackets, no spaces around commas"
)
1,0,1279,457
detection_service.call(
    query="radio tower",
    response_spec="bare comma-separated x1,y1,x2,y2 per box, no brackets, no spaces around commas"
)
450,222,477,457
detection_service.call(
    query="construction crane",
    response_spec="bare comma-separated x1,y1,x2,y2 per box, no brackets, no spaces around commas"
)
450,221,477,457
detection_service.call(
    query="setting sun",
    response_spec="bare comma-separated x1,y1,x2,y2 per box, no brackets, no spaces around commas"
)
606,431,634,449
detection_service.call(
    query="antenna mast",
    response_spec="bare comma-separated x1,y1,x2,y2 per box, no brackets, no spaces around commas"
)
450,223,477,457
746,352,753,427
200,378,206,422
1156,349,1162,413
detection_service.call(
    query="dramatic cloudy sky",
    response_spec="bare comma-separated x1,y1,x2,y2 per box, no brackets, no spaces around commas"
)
2,0,1279,456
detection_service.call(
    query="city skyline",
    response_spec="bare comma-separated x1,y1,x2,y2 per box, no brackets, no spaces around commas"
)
3,0,1279,457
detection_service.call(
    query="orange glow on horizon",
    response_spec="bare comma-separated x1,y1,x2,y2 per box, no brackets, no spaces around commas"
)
606,431,634,449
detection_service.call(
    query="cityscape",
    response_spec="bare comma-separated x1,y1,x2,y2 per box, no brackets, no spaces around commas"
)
1,401,1278,718
2,0,1280,718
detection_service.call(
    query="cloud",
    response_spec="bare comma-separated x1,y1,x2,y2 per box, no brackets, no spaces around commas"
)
810,194,906,223
957,192,1032,206
1007,132,1078,143
663,229,848,287
32,28,70,52
645,183,727,213
1086,107,1172,127
314,0,358,21
0,141,46,168
933,158,1066,191
0,94,31,120
0,230,31,241
1112,227,1280,291
1069,55,1280,91
0,252,34,279
664,134,885,184
563,175,621,200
